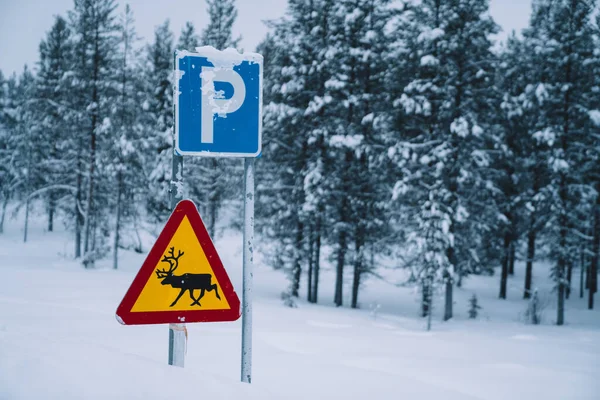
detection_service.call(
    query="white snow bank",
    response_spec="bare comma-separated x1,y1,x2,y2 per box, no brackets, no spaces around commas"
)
0,207,599,400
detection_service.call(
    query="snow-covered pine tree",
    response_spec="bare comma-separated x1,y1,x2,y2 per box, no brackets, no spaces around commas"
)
144,20,175,223
500,1,559,300
35,15,74,234
2,65,40,242
495,33,541,300
68,0,120,266
391,0,499,320
0,70,15,234
324,0,395,308
257,4,313,302
587,12,600,309
202,0,241,50
178,22,200,52
523,0,597,325
494,34,528,299
258,0,340,304
8,66,41,243
110,4,146,268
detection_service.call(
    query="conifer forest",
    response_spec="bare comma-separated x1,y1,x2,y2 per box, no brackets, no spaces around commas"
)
1,0,599,330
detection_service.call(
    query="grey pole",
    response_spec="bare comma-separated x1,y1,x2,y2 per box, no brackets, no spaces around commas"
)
241,157,254,383
168,139,186,367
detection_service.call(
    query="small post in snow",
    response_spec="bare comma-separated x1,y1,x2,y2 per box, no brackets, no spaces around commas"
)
241,157,254,383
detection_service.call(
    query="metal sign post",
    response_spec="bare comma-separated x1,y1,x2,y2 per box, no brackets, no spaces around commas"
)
241,157,254,383
170,48,186,367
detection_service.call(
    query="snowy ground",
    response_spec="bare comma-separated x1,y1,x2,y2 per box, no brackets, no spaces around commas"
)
1,208,599,400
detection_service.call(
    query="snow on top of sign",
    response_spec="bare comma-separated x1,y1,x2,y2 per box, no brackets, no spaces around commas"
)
193,46,263,68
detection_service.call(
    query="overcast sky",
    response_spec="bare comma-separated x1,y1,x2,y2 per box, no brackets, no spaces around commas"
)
0,0,532,77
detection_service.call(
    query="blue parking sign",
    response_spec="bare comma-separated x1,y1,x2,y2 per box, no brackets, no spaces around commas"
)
175,48,263,157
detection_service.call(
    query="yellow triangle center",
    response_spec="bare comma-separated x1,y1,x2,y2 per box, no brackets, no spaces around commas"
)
131,216,231,312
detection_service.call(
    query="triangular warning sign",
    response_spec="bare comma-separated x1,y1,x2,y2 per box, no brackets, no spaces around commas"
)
116,199,240,325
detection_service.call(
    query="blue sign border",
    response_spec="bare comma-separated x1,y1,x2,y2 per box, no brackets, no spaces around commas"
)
174,49,263,158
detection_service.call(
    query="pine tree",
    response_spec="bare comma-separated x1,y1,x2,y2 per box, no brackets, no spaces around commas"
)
110,4,145,268
145,20,175,223
0,73,25,234
324,0,395,308
587,12,600,309
495,35,525,299
391,0,499,320
523,0,597,325
19,66,42,243
36,15,74,234
496,34,536,300
69,0,120,265
201,0,241,50
258,0,339,303
177,21,200,52
0,70,12,233
498,2,559,300
3,66,41,242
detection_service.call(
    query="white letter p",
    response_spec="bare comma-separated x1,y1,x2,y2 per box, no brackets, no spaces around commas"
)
200,67,246,144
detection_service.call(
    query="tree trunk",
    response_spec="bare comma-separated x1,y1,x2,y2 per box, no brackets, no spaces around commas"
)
556,44,572,325
580,247,585,299
307,225,314,303
75,197,82,258
566,260,572,299
83,156,95,266
457,273,463,288
75,141,83,259
524,216,536,298
23,197,30,243
313,215,321,303
0,193,9,234
83,26,101,267
586,255,590,289
508,240,516,275
291,220,303,297
426,282,433,331
334,151,351,307
112,171,123,270
208,158,219,239
23,146,33,243
499,231,510,299
557,258,566,326
334,229,346,307
351,237,363,309
557,176,568,326
589,188,599,309
444,270,453,321
208,195,217,239
421,276,431,318
445,241,456,320
48,192,55,232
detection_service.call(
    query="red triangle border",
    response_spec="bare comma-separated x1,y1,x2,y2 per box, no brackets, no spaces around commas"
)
116,199,241,325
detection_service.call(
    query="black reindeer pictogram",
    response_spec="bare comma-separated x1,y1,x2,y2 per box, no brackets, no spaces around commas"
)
155,247,222,307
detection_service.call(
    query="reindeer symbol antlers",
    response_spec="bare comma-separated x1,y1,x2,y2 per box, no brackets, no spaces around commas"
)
155,247,185,278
